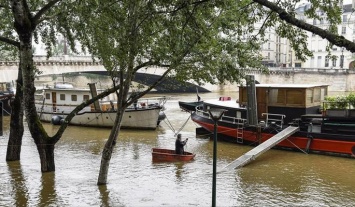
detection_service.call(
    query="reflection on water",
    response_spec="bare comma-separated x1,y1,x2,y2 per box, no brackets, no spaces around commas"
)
39,172,57,207
7,161,29,207
1,93,355,206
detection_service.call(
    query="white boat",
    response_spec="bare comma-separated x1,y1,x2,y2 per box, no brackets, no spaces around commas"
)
35,83,167,130
0,82,15,116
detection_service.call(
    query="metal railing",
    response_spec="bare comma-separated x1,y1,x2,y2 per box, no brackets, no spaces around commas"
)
261,113,286,129
195,108,247,125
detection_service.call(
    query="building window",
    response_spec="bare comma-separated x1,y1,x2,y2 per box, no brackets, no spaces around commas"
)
313,19,317,25
295,63,301,68
340,55,344,68
343,15,347,23
310,57,315,67
317,56,322,67
332,58,337,67
268,52,270,59
83,95,90,101
342,27,346,34
60,94,65,101
325,56,329,67
71,95,77,101
268,43,270,49
45,93,50,100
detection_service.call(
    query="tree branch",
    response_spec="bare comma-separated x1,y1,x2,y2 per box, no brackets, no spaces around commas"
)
33,0,61,24
253,0,355,52
51,84,120,142
0,36,20,48
128,67,173,105
132,60,170,73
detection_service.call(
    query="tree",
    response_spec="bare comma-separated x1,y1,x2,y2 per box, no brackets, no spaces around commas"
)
2,0,68,170
70,0,269,184
1,0,354,176
1,0,118,171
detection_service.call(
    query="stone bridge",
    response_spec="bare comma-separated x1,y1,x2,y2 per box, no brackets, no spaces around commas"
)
0,56,210,93
1,56,355,92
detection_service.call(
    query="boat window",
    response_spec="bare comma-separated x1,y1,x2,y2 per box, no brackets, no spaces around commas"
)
45,93,50,100
71,95,77,101
313,88,321,103
60,94,65,101
0,83,5,91
83,95,89,101
268,89,285,105
320,87,326,101
306,89,313,104
286,90,303,105
240,88,247,104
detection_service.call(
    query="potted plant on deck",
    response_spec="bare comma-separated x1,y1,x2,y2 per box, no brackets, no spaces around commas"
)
324,95,349,117
347,93,355,117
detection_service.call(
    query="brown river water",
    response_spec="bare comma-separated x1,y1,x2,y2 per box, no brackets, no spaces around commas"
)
1,92,355,207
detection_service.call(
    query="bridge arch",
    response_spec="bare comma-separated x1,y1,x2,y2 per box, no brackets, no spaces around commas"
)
0,56,210,93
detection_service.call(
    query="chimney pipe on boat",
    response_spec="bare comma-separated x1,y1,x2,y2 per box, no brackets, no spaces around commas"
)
88,83,101,111
246,75,258,126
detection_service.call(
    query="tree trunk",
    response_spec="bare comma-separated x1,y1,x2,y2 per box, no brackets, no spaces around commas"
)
37,141,56,172
6,67,24,161
97,110,124,185
12,3,55,172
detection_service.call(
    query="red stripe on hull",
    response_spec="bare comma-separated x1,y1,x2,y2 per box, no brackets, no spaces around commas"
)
194,119,355,157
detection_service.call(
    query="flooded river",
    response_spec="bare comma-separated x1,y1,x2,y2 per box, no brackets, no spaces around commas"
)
1,92,355,206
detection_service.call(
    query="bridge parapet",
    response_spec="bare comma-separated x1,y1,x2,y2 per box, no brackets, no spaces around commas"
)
0,61,102,67
0,55,102,67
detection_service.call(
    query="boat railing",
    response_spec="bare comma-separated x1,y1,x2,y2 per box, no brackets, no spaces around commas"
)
36,96,168,113
36,101,91,113
261,113,286,129
127,96,168,110
196,108,247,125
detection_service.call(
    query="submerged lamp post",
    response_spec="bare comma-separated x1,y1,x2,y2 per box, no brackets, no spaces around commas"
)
208,108,225,207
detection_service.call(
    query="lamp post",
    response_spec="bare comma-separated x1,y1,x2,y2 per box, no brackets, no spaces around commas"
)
208,108,225,207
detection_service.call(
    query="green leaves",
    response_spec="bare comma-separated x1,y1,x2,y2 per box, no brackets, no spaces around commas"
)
2,0,353,86
71,0,268,88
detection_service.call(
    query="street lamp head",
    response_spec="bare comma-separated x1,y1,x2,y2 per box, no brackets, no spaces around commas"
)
208,108,226,122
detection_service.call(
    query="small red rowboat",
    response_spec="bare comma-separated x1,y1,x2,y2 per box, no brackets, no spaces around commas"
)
152,148,195,162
